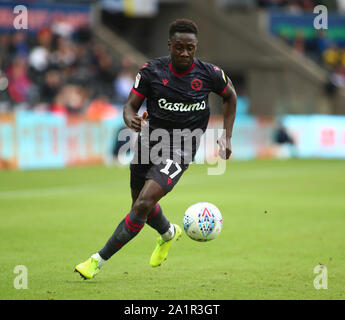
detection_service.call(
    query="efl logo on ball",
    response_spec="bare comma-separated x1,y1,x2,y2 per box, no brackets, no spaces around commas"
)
183,202,223,242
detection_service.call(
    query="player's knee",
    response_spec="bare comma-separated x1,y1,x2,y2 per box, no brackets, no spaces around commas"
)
132,197,155,218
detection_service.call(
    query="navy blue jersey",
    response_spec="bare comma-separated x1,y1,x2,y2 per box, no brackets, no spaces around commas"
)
132,56,228,133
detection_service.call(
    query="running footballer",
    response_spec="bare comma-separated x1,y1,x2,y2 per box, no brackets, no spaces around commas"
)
75,18,237,279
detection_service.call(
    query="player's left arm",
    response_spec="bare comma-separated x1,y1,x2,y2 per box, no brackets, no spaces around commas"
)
217,76,237,160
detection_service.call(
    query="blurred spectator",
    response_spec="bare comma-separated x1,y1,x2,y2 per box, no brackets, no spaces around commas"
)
274,121,294,144
113,55,136,104
330,64,345,88
0,70,10,112
37,27,53,50
50,84,90,115
299,0,315,12
72,42,97,85
6,57,33,105
74,25,93,44
51,17,74,38
50,36,76,69
315,31,330,61
0,34,12,71
323,44,342,69
98,52,116,88
292,30,306,54
85,96,118,121
29,46,50,73
29,27,53,74
40,67,63,105
12,32,30,59
286,0,304,14
274,121,297,158
113,70,135,104
88,42,117,98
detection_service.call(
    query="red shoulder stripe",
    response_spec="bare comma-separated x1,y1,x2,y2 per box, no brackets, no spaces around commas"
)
131,88,146,99
219,84,227,96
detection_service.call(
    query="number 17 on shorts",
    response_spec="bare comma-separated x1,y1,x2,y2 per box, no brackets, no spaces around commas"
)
159,159,188,190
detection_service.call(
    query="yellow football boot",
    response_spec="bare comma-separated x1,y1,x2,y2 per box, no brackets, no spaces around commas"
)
74,257,100,280
150,224,182,267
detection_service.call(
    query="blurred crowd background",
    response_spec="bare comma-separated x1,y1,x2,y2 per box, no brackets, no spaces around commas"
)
0,22,138,118
0,0,344,116
257,0,343,12
259,0,345,91
0,0,344,169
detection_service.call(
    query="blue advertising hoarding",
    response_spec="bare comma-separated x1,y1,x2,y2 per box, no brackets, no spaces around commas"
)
281,114,345,159
1,112,344,171
16,110,66,169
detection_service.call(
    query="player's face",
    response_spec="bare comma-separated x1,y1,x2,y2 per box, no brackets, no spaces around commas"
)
168,32,198,72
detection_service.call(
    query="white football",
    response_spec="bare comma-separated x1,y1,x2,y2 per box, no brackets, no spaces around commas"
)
183,202,223,242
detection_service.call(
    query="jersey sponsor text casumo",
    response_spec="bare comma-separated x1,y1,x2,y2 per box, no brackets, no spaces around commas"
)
158,98,206,112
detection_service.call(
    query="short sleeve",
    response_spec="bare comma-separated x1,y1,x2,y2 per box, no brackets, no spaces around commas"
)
131,62,152,99
210,65,228,96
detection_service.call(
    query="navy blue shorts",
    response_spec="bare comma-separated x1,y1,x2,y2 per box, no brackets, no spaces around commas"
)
130,160,189,194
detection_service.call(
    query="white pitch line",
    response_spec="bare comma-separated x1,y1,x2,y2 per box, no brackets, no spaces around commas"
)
0,181,122,199
0,170,218,200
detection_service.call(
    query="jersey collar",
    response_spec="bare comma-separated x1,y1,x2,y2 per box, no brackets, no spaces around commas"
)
168,60,195,77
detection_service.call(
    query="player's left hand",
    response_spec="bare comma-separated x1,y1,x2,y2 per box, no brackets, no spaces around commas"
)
217,135,232,160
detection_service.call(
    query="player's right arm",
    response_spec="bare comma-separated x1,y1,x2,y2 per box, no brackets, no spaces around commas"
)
123,91,147,132
123,62,151,132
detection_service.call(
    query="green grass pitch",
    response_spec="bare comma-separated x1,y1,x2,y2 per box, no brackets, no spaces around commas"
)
0,159,344,300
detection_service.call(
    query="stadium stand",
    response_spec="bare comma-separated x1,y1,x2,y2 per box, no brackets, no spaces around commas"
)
1,0,345,170
0,20,129,116
1,0,344,116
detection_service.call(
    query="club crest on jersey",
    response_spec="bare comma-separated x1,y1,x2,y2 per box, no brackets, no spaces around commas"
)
191,78,203,91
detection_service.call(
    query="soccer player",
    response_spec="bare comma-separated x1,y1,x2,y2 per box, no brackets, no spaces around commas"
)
75,18,237,279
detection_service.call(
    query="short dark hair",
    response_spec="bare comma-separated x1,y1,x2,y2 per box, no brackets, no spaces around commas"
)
169,18,198,39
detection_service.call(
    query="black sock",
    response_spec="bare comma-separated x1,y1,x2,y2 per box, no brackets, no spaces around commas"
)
146,203,170,235
99,210,146,260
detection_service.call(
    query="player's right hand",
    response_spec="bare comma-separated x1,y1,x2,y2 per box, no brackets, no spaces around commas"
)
130,111,148,132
